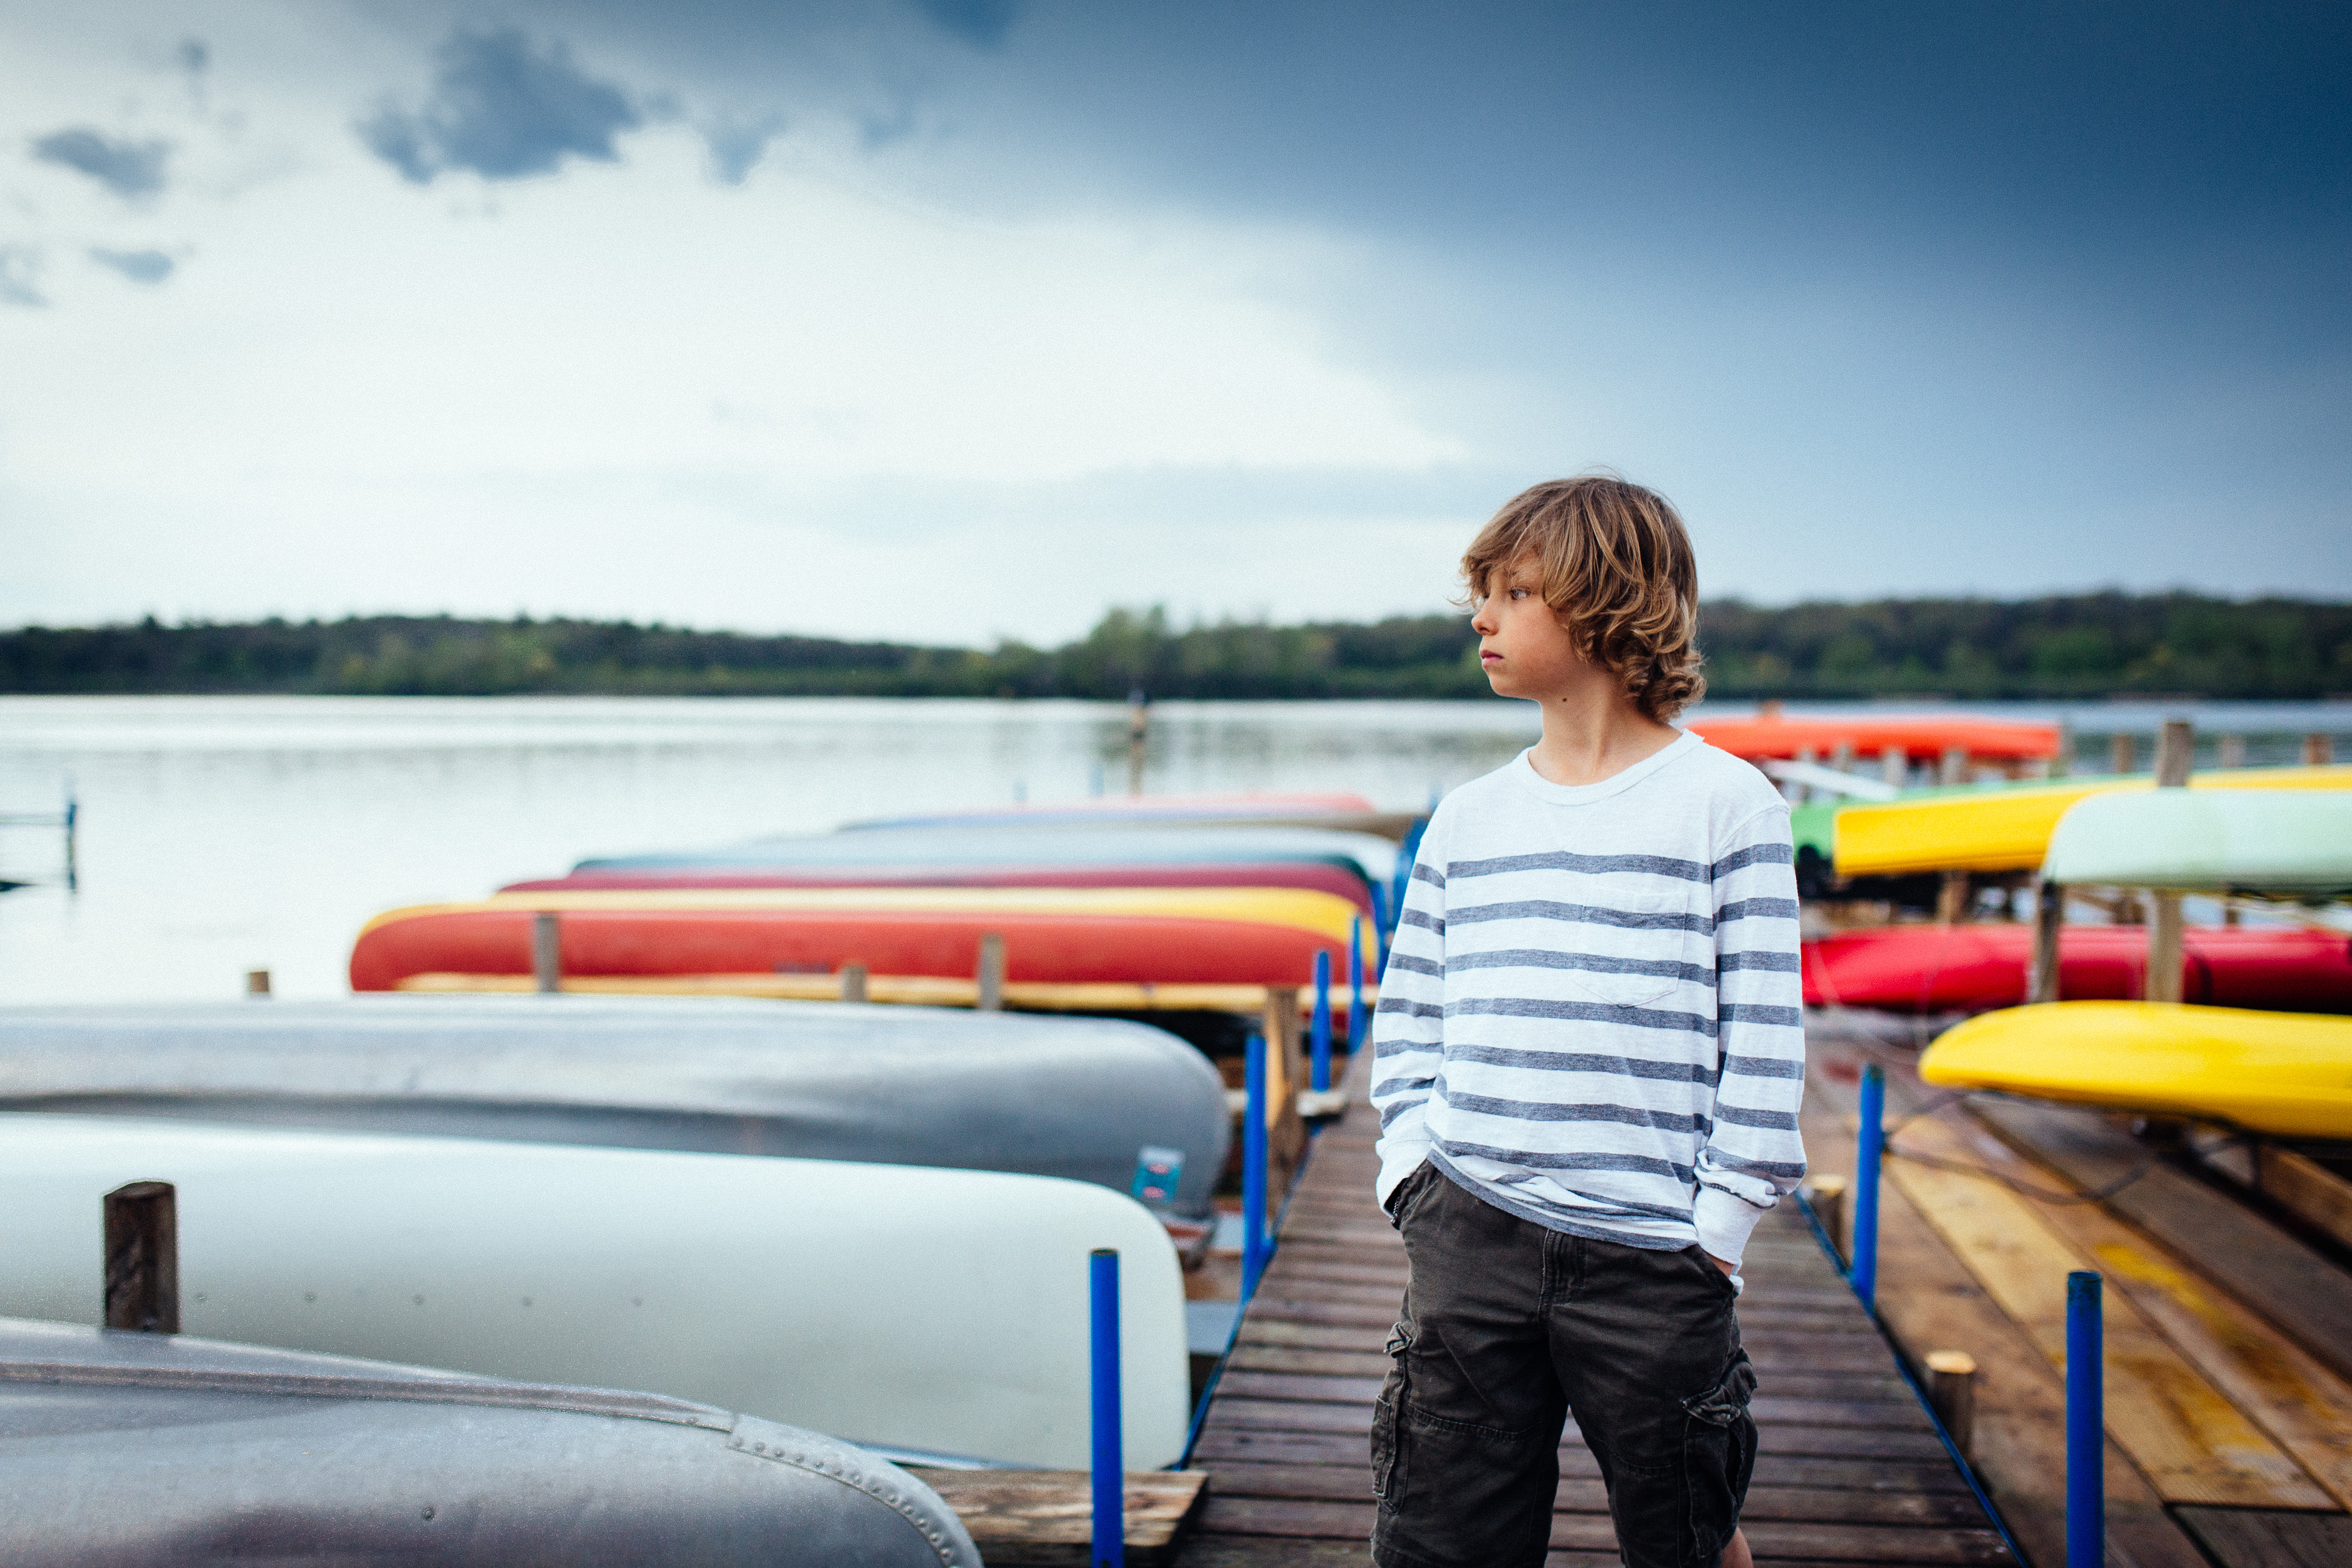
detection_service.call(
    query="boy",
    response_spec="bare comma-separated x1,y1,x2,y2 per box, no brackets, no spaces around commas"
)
1369,475,1805,1568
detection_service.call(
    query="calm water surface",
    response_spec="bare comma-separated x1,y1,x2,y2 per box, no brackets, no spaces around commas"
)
1,696,2344,1003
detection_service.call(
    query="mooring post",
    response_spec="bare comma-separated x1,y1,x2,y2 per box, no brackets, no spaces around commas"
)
532,913,561,994
103,1180,179,1334
1243,1030,1270,1299
1310,950,1333,1093
1806,1174,1848,1265
1925,1350,1978,1458
1090,1247,1126,1568
2146,720,2193,1005
977,932,1006,1011
2306,732,2335,767
1853,1063,1884,1308
1348,917,1368,1055
245,968,272,998
838,964,868,1003
2066,1272,2105,1568
2029,879,2066,1005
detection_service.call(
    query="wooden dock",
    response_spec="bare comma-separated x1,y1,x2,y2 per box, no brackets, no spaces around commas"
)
1174,1048,2016,1566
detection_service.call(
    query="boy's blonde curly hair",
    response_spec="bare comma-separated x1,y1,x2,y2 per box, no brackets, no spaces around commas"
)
1460,473,1706,722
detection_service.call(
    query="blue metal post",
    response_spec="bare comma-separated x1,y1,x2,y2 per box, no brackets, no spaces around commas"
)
1243,1031,1270,1298
1310,951,1333,1092
2066,1271,2103,1568
1348,917,1368,1056
1852,1063,1884,1307
1090,1248,1125,1568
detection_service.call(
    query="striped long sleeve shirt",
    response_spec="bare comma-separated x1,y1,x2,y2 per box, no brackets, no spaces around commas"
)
1370,731,1807,1269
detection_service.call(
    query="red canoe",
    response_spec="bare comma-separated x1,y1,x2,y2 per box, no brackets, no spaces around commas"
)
502,860,1376,913
1689,716,2061,764
351,888,1359,994
1803,924,2352,1014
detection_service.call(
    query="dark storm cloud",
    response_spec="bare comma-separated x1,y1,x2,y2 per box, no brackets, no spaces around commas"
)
90,248,175,285
29,128,171,198
358,28,640,183
911,0,1018,49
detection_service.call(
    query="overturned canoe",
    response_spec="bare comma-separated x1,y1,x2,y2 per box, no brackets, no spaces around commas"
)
1918,1000,2352,1140
566,824,1400,891
1688,715,2062,764
1803,922,2352,1014
351,886,1362,994
520,859,1376,913
842,791,1376,832
0,997,1231,1217
1832,764,2352,877
0,1116,1189,1469
0,1316,976,1567
2044,789,2352,894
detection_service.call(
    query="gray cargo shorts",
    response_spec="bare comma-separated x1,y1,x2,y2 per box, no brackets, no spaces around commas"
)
1370,1162,1757,1568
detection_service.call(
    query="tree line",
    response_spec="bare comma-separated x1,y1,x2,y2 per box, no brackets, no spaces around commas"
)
3,592,2347,700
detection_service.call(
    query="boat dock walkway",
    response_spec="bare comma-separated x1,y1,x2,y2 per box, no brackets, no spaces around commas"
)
1173,1047,2015,1567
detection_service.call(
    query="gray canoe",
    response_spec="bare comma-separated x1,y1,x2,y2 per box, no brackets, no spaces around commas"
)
0,997,1230,1217
0,1316,976,1567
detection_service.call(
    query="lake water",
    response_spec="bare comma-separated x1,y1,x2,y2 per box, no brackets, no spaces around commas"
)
2,695,2345,1004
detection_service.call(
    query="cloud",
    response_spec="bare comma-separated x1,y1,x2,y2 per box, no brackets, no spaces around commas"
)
29,128,171,198
357,29,640,184
90,248,175,285
0,247,44,308
702,112,785,185
911,0,1020,49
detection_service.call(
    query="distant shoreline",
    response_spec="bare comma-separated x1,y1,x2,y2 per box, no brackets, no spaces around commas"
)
5,592,2347,701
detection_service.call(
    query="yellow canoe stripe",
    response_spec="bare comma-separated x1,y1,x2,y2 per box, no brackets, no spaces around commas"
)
1834,764,2352,876
360,884,1367,945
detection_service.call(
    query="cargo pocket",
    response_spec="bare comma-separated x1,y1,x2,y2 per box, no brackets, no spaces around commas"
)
1370,1321,1412,1510
1680,1351,1759,1562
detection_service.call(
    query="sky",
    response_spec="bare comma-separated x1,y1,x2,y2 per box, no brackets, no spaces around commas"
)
2,1,2347,645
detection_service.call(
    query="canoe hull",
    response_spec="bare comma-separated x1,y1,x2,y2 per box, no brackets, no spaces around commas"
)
0,1117,1190,1470
1802,924,2352,1015
508,860,1376,913
1918,1000,2352,1140
0,1318,976,1568
0,997,1233,1217
351,888,1361,993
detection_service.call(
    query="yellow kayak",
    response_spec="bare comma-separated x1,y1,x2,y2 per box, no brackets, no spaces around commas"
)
1918,1000,2352,1139
1833,764,2352,877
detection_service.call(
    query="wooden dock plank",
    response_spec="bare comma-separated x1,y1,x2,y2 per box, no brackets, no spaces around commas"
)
1175,1046,2016,1566
1879,1108,2333,1509
1804,1050,2215,1568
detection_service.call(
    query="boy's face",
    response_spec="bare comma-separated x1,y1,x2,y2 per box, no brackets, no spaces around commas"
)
1469,556,1588,700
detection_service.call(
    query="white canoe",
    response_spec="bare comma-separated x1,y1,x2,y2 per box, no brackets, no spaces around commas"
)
2044,788,2352,893
0,1316,979,1566
0,997,1232,1217
0,1116,1188,1470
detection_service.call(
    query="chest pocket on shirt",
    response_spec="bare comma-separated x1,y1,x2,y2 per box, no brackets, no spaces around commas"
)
1562,890,1702,1009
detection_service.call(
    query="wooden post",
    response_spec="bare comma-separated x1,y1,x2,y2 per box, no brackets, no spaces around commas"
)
2146,720,2192,1004
1830,741,1855,775
104,1181,178,1334
1938,745,1967,787
1879,747,1908,790
2219,734,2246,769
2109,732,2135,775
976,934,1005,1011
244,968,272,997
2307,732,2336,766
1126,689,1149,797
1937,869,1970,925
532,913,561,994
1925,1351,1978,1457
1261,986,1307,1198
1806,1175,1847,1265
2029,880,2065,1004
837,964,868,1003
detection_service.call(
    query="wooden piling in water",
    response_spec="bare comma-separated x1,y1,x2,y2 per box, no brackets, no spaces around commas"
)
977,933,1006,1011
2146,720,2192,1005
